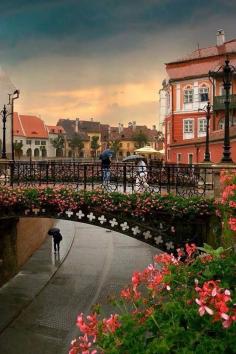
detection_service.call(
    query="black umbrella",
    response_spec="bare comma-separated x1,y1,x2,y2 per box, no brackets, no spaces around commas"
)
100,149,113,160
48,227,60,235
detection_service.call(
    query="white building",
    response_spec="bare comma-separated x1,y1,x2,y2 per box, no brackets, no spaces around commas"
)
13,113,65,159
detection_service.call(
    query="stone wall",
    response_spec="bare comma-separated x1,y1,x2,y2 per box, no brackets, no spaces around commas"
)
16,218,54,267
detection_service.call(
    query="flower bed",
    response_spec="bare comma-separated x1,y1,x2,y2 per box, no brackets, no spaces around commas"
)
68,172,236,354
69,244,236,354
0,186,215,218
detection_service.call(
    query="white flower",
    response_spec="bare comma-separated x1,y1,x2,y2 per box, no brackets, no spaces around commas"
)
154,235,163,245
120,222,129,231
143,231,152,239
65,210,73,218
131,226,141,236
109,218,118,227
98,215,107,224
87,212,96,222
166,241,174,250
76,210,85,219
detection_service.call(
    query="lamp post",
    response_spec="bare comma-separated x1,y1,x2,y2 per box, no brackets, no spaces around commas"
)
198,102,212,162
1,105,7,159
8,90,20,161
209,59,235,163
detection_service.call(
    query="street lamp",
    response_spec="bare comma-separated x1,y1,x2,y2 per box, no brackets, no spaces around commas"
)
8,90,20,161
198,102,212,163
1,105,7,159
209,59,235,163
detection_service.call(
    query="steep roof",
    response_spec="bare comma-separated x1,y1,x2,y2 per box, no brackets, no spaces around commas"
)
47,125,65,134
167,39,236,65
166,38,236,81
13,112,25,137
13,113,48,138
57,119,76,138
77,120,101,132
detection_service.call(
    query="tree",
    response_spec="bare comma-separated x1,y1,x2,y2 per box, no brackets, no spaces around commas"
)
51,134,65,157
133,132,148,148
110,139,121,161
90,136,100,158
69,133,84,158
14,141,23,160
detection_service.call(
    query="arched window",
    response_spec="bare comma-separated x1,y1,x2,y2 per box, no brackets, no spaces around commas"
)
34,148,39,157
26,148,32,157
184,85,193,103
199,84,209,102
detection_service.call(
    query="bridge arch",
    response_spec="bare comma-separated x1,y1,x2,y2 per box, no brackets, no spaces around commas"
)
0,186,219,252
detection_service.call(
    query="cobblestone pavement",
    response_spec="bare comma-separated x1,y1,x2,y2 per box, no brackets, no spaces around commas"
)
0,220,159,354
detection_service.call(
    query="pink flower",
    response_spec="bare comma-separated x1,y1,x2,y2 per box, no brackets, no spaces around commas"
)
195,299,214,316
185,243,197,257
228,217,236,231
103,314,120,333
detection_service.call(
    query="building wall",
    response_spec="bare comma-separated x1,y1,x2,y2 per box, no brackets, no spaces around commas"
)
16,217,54,267
167,139,236,164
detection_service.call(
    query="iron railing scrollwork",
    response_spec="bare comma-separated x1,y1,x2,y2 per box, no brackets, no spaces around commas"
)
0,160,215,197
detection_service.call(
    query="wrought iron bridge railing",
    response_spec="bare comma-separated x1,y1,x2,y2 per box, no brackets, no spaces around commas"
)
0,161,214,197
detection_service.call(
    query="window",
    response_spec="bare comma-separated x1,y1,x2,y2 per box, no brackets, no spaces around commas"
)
188,153,193,165
167,149,170,161
184,120,193,133
183,119,194,140
218,116,236,130
177,153,182,163
41,141,46,145
167,121,170,134
199,119,207,133
184,87,193,103
127,143,130,148
35,140,40,145
26,140,31,145
199,86,209,102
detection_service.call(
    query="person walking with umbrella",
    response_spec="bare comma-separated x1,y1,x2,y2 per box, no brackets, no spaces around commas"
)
99,144,113,185
48,227,63,253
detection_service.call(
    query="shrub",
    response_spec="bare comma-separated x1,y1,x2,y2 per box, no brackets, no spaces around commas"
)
69,244,236,354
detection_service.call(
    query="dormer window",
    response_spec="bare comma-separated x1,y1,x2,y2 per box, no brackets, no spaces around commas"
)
184,86,193,103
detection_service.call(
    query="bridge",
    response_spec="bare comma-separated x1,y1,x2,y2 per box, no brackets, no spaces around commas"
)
0,185,220,253
0,160,215,197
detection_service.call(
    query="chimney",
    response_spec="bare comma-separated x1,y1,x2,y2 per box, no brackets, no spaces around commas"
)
118,123,124,133
90,117,94,122
128,122,132,128
153,125,156,130
75,118,79,133
132,121,136,131
216,29,225,46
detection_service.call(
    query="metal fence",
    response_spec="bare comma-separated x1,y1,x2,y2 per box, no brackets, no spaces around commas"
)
0,160,214,196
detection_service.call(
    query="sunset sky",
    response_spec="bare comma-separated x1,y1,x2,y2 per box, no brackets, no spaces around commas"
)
1,0,236,127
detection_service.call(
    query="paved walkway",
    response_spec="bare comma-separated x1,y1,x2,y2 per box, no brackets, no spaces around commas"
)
0,220,159,354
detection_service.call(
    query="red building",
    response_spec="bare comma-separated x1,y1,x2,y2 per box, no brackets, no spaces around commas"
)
159,30,236,164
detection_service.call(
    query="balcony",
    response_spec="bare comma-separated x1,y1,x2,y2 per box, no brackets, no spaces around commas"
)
213,94,236,111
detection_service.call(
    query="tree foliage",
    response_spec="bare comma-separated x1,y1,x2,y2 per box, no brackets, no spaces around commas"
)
69,134,84,157
13,141,23,160
133,131,148,148
90,136,100,157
